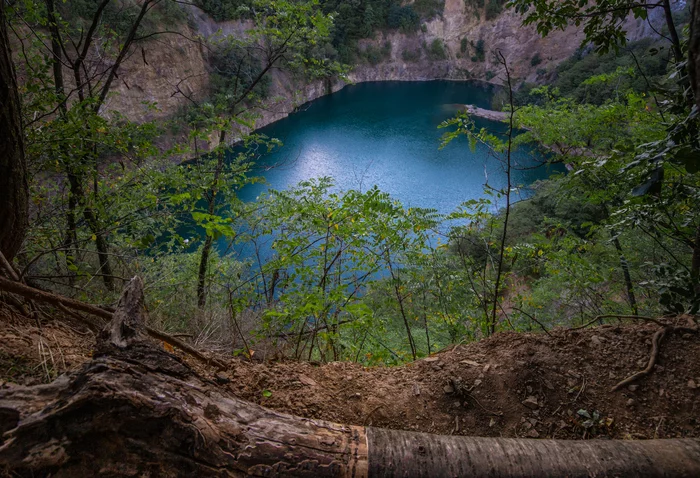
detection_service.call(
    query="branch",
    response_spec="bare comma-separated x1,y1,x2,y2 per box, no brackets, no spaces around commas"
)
0,276,226,369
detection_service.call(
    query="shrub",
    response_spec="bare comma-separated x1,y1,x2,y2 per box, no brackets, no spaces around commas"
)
460,38,468,53
402,49,421,62
530,53,542,67
474,39,485,62
485,0,504,20
485,70,495,80
427,38,447,61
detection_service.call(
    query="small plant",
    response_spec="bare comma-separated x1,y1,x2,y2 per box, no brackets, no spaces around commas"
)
485,70,495,80
402,49,421,62
461,38,468,53
574,409,614,438
531,53,542,67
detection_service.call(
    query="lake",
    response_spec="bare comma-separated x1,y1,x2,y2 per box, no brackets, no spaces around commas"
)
238,80,560,214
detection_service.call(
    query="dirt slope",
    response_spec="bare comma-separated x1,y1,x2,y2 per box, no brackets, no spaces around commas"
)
2,303,698,441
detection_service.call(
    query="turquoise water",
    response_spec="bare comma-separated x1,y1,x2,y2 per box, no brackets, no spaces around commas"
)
238,80,560,214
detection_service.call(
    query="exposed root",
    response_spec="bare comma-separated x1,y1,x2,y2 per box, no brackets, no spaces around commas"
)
572,314,666,330
612,326,668,392
612,323,699,392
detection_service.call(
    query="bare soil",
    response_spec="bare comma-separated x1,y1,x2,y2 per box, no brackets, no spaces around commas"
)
2,303,699,441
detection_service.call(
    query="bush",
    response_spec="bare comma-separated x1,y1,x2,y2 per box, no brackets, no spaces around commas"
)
402,49,421,62
427,38,447,61
485,70,495,80
460,38,468,53
530,53,542,67
361,41,391,65
485,0,504,20
474,39,485,62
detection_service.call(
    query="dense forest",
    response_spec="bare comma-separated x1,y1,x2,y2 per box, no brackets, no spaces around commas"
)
1,0,700,473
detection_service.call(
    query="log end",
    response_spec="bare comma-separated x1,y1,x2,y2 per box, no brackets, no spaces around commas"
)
99,276,148,349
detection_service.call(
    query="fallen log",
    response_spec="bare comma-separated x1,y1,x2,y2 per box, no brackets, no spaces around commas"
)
1,278,700,477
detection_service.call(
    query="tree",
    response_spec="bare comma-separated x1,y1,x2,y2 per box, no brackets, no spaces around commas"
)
0,1,28,261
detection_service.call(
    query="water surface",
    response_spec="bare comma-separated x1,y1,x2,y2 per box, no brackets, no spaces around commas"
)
239,80,559,214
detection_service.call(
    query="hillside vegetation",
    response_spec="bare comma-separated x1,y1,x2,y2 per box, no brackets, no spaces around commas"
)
0,0,698,370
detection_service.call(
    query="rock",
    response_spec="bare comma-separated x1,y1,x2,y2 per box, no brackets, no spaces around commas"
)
424,357,439,362
460,359,480,367
413,384,421,396
526,386,533,394
483,364,491,372
298,375,317,387
628,385,639,392
688,380,698,390
682,333,692,340
489,418,497,428
626,399,636,407
522,396,539,410
444,384,455,394
214,372,230,385
474,379,482,387
526,428,540,438
590,335,603,346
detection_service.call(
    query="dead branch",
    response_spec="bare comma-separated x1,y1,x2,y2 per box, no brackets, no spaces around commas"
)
0,275,226,369
572,314,666,330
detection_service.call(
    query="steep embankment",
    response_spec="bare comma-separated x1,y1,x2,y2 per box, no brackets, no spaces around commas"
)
104,0,665,137
3,301,698,440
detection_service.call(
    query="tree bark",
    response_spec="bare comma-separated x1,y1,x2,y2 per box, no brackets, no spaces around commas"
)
2,278,700,476
0,2,29,261
689,0,700,107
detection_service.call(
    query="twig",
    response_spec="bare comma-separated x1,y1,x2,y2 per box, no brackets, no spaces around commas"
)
572,314,665,330
512,307,552,337
572,377,586,403
450,378,502,416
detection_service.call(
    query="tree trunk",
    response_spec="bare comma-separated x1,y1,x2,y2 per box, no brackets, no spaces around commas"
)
692,0,700,107
0,2,29,261
612,233,638,315
2,278,700,477
197,130,226,309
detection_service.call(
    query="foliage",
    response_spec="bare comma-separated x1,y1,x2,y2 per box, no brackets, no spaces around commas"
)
401,48,421,62
472,39,486,62
485,0,505,20
361,41,392,65
427,38,448,61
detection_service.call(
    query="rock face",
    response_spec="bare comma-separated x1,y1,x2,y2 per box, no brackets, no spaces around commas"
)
90,1,671,136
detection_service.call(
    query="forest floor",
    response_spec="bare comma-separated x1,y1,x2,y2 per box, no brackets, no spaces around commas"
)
2,303,699,441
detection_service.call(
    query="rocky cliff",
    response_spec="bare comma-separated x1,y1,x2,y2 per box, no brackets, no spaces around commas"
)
105,0,672,139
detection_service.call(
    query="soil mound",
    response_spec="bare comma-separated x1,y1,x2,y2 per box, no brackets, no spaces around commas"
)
2,304,698,440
